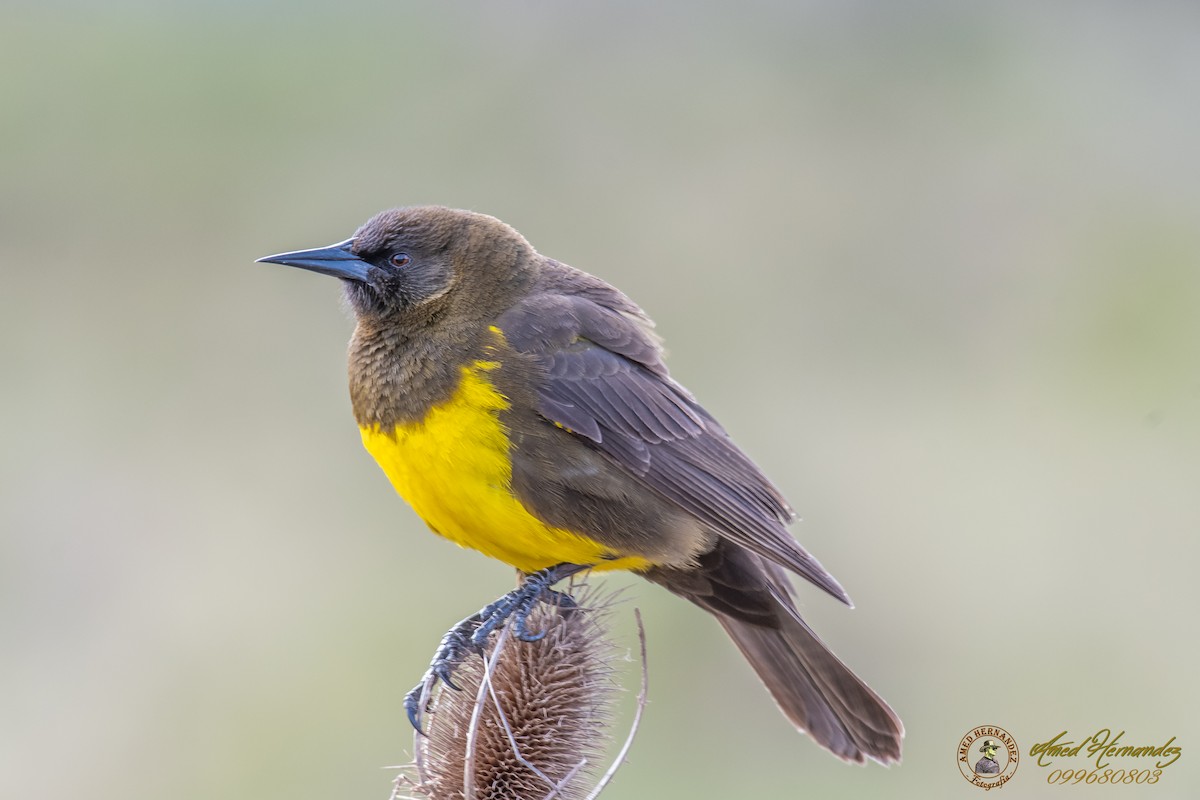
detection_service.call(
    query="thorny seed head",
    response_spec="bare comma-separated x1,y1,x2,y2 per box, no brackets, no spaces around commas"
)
403,587,621,800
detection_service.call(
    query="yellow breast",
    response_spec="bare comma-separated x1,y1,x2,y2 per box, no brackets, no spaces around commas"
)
359,360,649,574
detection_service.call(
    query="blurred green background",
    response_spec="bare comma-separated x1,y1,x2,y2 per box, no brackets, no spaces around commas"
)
3,1,1198,798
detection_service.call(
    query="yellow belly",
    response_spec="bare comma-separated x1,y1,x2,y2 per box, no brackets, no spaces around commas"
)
359,360,649,574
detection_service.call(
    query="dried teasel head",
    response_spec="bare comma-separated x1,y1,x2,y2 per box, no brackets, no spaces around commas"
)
399,585,640,800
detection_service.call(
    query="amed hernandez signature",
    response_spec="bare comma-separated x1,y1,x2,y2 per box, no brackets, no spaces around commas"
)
1031,729,1182,770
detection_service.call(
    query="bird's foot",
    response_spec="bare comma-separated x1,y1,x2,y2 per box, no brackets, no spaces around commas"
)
470,564,584,646
404,562,587,733
404,616,481,731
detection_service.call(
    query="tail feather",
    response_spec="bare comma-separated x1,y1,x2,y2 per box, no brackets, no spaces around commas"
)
643,541,903,764
717,608,903,763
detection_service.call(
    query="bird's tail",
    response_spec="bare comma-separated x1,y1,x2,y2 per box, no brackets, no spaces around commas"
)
643,541,903,764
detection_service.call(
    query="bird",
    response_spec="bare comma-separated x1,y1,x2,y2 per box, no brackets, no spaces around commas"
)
258,206,903,764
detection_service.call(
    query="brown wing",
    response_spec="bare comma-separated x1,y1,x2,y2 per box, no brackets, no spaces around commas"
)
496,289,850,605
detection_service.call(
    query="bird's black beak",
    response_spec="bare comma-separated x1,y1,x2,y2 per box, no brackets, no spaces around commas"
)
256,239,371,281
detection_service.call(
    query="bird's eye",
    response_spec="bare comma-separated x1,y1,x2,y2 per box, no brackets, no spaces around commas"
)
389,252,411,268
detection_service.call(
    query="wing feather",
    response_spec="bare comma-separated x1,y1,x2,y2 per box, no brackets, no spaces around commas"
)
497,289,849,604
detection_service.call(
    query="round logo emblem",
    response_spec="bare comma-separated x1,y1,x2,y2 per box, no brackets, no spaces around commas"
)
958,725,1019,789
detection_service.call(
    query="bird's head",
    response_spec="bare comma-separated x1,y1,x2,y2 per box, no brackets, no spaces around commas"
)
258,206,535,323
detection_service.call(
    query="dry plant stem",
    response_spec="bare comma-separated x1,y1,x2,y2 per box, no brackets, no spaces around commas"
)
480,633,568,794
411,681,431,784
542,760,589,800
584,608,648,800
462,623,512,800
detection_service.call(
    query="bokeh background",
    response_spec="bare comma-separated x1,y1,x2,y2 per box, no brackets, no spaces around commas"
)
3,1,1198,798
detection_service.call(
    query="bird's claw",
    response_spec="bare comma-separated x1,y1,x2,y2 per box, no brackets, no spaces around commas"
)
433,662,462,692
404,618,482,733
